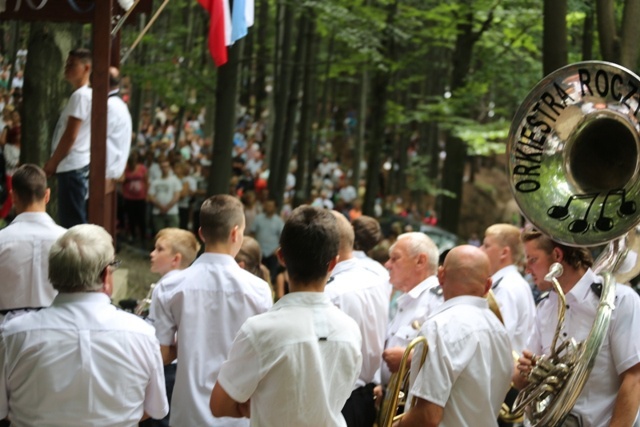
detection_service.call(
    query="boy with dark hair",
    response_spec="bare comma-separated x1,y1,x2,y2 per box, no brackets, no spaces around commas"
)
211,206,362,427
149,194,272,427
44,48,93,227
0,164,66,317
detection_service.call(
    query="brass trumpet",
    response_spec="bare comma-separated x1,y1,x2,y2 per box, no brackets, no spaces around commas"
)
378,336,429,427
134,283,156,317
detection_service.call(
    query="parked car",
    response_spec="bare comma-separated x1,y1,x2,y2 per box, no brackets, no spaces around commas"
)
379,216,464,254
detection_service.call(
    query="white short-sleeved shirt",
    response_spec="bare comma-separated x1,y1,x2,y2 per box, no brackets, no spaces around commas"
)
527,269,640,427
51,85,92,173
383,275,443,384
148,253,273,427
0,212,66,311
106,91,133,179
491,264,536,354
324,258,388,387
217,292,363,427
148,174,183,215
0,292,168,426
409,296,512,427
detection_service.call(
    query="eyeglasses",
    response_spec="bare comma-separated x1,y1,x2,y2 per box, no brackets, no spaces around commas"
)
107,259,121,272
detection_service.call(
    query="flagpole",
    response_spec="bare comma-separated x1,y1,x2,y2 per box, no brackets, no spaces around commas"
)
121,0,171,64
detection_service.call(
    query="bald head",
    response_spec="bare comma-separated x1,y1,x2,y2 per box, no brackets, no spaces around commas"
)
331,210,354,257
109,66,121,90
439,245,492,300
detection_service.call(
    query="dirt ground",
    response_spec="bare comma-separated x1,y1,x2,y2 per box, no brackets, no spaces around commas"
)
112,242,160,307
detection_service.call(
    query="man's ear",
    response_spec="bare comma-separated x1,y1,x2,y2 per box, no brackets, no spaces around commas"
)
416,253,427,267
500,245,511,261
198,227,205,243
437,265,445,285
102,268,113,297
276,247,286,267
552,247,563,263
484,277,493,296
173,252,183,269
44,188,51,204
327,255,339,274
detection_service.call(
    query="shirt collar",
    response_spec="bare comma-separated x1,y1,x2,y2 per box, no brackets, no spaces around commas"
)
52,292,111,305
193,252,238,266
353,251,366,259
405,275,440,300
10,212,57,226
273,292,331,308
159,269,183,282
565,268,599,304
331,258,360,276
491,264,519,282
431,295,488,317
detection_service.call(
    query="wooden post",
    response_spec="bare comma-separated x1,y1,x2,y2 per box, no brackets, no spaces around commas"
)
88,0,112,228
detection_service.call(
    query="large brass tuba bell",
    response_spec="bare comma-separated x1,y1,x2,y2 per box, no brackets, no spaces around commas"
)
506,61,640,426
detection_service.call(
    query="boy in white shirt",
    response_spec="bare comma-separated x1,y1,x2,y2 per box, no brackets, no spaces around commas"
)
211,206,363,427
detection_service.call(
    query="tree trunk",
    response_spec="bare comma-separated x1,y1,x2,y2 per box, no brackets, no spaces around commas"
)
293,13,317,207
582,2,594,60
596,0,618,62
439,3,496,233
267,1,295,205
253,0,269,121
352,68,368,194
315,34,335,142
208,42,243,196
275,11,308,208
22,23,78,167
543,0,567,75
620,0,640,68
363,0,398,216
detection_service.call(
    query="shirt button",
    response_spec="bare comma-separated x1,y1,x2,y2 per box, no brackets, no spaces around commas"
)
399,308,403,312
566,304,570,309
563,332,567,337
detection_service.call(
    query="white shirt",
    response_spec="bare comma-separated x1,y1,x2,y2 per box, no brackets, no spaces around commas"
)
325,258,388,387
148,174,182,215
106,91,133,179
217,292,363,427
0,292,168,426
0,212,66,311
491,264,536,354
528,269,640,427
149,253,273,427
353,250,390,281
409,296,512,427
383,275,443,384
52,85,92,172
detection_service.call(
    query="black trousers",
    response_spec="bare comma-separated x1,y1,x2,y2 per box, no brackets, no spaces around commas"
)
342,383,376,427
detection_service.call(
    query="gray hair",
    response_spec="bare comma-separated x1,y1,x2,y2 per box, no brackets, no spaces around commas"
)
393,232,439,274
49,224,114,293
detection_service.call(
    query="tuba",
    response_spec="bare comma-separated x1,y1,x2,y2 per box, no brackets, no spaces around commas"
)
506,61,640,426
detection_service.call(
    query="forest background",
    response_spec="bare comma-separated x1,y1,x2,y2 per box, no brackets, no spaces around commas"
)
2,0,639,238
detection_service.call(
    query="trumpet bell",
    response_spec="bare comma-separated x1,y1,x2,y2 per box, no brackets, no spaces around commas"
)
507,61,640,246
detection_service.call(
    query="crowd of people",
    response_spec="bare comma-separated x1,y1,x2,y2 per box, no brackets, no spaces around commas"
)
0,48,639,427
0,159,639,426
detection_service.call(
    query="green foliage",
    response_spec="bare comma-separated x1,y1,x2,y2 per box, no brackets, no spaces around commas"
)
405,155,456,198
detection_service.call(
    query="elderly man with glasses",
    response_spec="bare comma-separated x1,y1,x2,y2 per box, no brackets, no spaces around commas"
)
0,224,168,426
